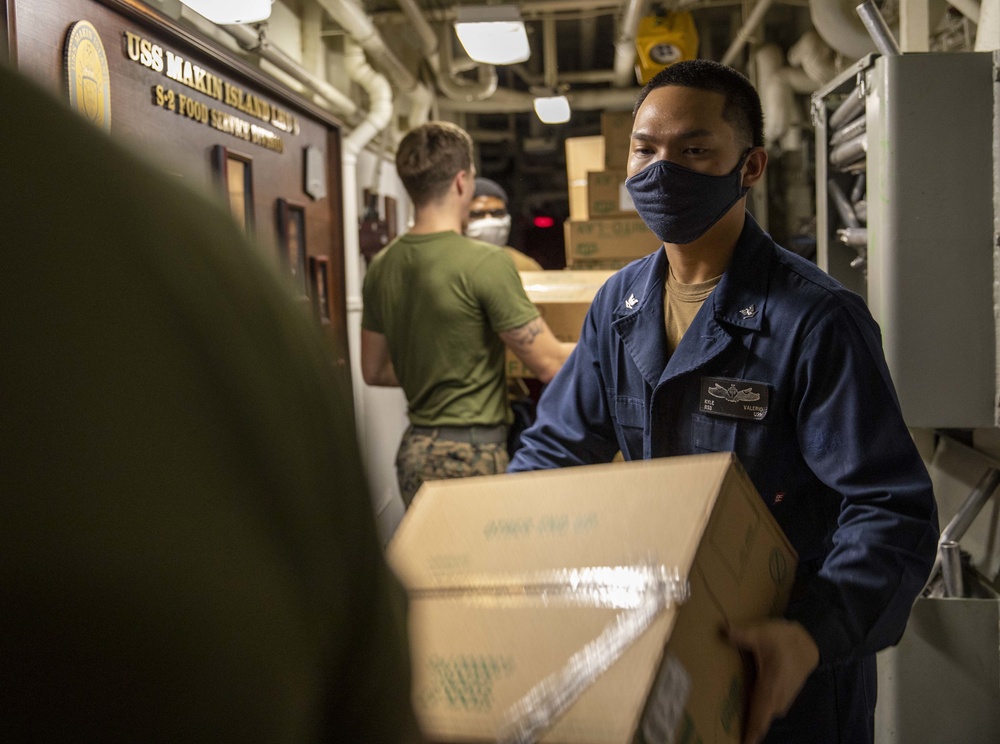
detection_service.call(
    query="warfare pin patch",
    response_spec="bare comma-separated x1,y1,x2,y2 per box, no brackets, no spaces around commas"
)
699,376,769,421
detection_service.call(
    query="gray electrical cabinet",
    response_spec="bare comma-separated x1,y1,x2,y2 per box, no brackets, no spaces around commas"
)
812,52,997,428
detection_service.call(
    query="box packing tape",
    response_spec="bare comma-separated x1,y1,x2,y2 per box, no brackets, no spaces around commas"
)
412,563,689,744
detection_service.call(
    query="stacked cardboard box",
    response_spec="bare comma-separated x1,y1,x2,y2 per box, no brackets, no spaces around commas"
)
586,169,635,219
506,270,615,379
601,110,633,171
388,453,797,744
564,218,661,268
564,112,659,269
564,136,604,222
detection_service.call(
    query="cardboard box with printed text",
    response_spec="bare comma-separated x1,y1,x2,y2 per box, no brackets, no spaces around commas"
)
387,453,798,744
602,110,633,171
587,169,636,219
505,270,615,379
564,217,661,265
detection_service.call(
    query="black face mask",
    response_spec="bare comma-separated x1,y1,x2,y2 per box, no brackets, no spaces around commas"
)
625,152,750,245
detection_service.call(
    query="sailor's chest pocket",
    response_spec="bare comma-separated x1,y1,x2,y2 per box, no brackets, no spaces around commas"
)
613,395,645,458
692,413,769,466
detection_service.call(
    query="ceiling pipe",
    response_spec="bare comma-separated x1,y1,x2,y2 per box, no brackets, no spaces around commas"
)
579,15,597,72
809,0,887,59
371,1,624,25
612,0,651,87
787,29,840,85
223,23,359,120
393,0,499,102
315,0,415,88
946,0,981,23
342,37,393,155
437,86,643,114
313,0,434,127
543,16,559,90
856,0,901,56
721,0,778,67
436,22,499,102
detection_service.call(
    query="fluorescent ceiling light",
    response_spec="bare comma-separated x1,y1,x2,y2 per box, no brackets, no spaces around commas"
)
181,0,272,24
454,4,530,65
533,95,571,124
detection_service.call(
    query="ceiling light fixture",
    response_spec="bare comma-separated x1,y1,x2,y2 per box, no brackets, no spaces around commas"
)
454,4,530,65
533,94,571,125
180,0,272,24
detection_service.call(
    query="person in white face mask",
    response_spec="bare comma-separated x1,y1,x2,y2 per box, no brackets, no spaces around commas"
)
468,177,543,271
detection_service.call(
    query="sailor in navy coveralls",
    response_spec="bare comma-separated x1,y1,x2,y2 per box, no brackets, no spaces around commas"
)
509,60,938,744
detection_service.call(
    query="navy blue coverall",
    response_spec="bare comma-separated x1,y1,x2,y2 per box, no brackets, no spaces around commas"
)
509,215,939,743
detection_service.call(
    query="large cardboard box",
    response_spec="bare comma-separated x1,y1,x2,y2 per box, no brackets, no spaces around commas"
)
387,454,797,744
506,270,616,379
564,257,638,271
587,169,636,219
564,217,661,265
565,136,605,221
602,110,633,170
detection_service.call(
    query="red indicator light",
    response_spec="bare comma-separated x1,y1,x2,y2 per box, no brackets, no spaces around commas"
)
533,216,555,228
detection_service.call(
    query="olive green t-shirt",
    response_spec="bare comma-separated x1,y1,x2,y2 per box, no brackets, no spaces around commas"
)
362,231,539,426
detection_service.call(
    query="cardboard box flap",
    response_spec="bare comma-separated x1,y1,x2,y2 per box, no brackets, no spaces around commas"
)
388,455,735,588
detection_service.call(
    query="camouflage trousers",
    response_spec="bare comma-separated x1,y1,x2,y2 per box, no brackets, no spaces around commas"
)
395,425,509,508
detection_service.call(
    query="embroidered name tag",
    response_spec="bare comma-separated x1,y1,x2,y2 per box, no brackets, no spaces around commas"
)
699,377,770,421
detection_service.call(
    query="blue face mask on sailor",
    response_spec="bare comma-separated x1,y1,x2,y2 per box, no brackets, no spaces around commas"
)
625,150,752,245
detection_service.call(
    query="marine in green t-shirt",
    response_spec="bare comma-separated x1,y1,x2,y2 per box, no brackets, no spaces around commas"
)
363,230,538,427
360,122,574,505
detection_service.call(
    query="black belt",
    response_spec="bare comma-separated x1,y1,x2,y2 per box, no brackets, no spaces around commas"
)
410,424,507,444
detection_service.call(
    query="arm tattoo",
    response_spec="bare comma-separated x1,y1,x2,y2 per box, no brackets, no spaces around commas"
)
505,318,544,350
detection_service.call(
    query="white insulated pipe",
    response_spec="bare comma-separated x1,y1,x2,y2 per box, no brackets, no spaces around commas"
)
394,0,499,102
339,35,393,439
224,23,359,120
342,38,393,155
315,0,429,100
612,0,649,87
722,0,778,67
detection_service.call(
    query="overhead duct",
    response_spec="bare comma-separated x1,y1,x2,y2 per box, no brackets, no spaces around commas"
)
394,0,499,102
809,0,897,59
787,30,840,85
